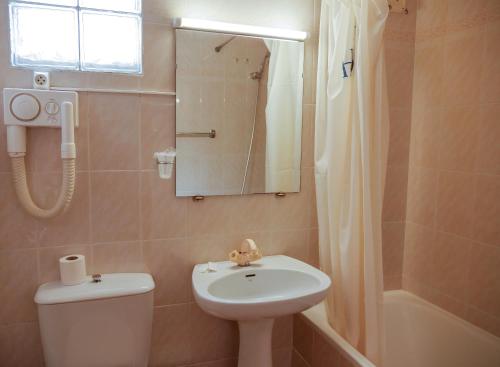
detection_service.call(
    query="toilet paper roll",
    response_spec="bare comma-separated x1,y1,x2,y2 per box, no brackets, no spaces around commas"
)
59,254,87,286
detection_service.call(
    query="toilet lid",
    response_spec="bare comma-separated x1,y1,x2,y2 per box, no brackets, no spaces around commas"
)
34,273,155,305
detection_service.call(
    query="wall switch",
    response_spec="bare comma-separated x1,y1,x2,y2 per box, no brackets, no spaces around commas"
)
33,71,50,89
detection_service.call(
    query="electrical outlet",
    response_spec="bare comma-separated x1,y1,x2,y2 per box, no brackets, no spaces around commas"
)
33,71,50,89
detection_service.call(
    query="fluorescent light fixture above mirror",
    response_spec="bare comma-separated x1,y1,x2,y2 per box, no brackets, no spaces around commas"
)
173,18,308,42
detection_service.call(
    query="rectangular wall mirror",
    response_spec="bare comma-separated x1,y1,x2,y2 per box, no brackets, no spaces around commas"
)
175,29,305,197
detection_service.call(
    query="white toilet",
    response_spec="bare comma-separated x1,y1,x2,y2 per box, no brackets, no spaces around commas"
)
34,273,155,367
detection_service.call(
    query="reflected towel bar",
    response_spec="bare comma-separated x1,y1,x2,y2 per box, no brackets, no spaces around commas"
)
176,129,216,138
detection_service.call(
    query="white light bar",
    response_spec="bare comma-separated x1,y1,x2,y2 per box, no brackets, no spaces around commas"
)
173,18,308,42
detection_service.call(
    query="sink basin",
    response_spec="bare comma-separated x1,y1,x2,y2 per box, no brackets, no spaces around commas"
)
192,255,331,367
193,255,331,320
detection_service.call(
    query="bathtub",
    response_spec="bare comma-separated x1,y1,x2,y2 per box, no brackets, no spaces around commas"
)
300,290,500,367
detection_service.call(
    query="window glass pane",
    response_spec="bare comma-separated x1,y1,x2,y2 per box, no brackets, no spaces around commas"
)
79,0,141,13
10,3,79,69
14,0,78,6
79,10,142,73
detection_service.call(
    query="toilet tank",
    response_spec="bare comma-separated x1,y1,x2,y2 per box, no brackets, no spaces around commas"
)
34,273,155,367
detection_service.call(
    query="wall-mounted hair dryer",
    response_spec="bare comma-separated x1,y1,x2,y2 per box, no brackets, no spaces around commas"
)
3,88,78,218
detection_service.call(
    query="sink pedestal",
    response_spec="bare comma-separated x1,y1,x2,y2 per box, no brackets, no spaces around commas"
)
237,319,275,367
192,256,332,367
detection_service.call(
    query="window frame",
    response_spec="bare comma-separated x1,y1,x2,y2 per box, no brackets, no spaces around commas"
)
8,0,144,74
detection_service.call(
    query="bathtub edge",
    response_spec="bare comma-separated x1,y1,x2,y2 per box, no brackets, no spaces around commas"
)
300,302,376,367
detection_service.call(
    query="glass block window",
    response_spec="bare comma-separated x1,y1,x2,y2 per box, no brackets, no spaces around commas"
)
9,0,142,74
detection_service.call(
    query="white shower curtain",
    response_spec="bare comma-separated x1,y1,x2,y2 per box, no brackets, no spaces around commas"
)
264,40,304,192
314,0,389,365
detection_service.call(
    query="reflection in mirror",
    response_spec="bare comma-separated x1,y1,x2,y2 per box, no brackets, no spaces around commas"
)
175,29,304,197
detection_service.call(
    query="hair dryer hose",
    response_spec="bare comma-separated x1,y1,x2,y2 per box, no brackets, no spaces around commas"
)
11,157,76,218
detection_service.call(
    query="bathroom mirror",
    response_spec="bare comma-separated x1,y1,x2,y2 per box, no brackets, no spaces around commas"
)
175,29,304,197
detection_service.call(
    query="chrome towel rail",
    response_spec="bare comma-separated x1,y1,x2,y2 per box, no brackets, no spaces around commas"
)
176,129,216,139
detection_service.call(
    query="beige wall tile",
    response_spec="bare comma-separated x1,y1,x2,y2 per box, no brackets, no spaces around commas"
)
301,104,315,169
0,174,41,250
466,243,500,318
481,20,500,103
383,165,409,222
436,171,475,237
424,289,468,319
403,223,435,285
0,249,38,324
236,195,274,233
187,194,275,237
311,330,340,367
189,303,239,363
382,222,405,278
292,349,311,367
188,235,241,266
307,228,319,268
92,242,143,274
406,166,437,226
90,172,140,242
339,353,357,367
402,276,432,300
150,304,192,367
269,230,310,263
409,107,441,169
0,124,10,173
141,171,188,240
442,27,484,107
465,307,500,338
384,275,402,290
86,73,140,91
270,190,311,230
0,322,43,367
303,39,318,106
388,108,411,167
446,0,487,29
416,0,448,32
88,93,140,171
438,105,479,172
186,196,242,237
143,239,191,306
50,70,87,88
273,347,293,367
386,0,417,37
412,37,445,109
310,188,318,229
269,169,314,231
142,23,176,92
386,44,415,110
293,315,314,365
140,95,176,170
431,232,472,301
33,172,90,247
404,0,500,335
472,174,500,246
272,315,293,350
190,359,239,367
475,103,500,175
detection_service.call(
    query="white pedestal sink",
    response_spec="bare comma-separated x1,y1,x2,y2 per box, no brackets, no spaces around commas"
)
192,255,331,367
